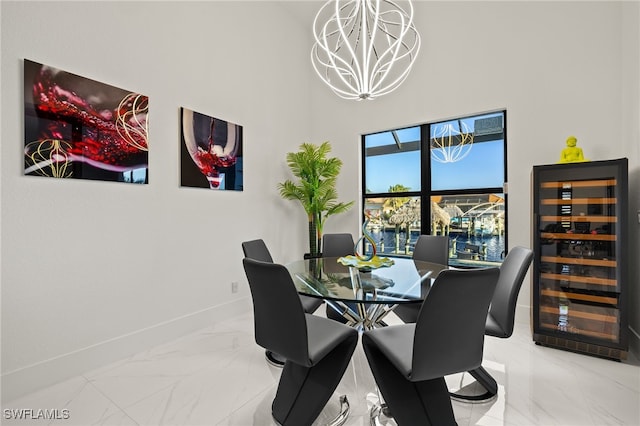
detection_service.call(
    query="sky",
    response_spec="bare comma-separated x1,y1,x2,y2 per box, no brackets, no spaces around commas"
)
364,112,504,194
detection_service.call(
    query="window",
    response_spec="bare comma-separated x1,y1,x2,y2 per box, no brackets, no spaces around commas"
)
362,110,507,267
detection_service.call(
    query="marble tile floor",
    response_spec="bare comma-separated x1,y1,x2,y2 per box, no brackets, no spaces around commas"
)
2,310,639,426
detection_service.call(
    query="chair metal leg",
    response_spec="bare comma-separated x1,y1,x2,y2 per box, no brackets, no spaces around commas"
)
265,350,286,367
449,365,498,403
369,403,385,426
368,389,392,426
327,395,350,426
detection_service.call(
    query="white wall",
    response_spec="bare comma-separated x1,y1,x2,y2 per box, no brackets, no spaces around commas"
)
2,0,638,402
305,1,639,345
621,0,640,355
1,1,314,401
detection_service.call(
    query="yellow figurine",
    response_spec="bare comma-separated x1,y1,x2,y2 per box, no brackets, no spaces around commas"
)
559,136,588,163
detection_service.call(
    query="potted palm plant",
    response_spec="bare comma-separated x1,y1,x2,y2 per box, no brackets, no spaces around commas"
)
278,142,354,258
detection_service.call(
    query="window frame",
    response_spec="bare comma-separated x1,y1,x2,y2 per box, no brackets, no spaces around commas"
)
361,109,508,266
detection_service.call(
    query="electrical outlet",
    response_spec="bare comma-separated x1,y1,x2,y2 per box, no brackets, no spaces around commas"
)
231,281,239,293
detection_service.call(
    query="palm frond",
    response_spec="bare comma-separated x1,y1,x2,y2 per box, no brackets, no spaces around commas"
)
278,141,353,254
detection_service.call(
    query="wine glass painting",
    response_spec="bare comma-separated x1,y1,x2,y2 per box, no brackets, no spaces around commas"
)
180,107,243,191
24,59,149,183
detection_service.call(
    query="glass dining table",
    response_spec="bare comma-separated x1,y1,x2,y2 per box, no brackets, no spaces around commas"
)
286,256,448,330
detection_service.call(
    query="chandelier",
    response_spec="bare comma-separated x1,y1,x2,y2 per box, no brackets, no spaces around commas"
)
311,0,421,100
431,121,475,163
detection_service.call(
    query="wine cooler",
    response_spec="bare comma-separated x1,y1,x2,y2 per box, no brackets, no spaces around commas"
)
532,158,629,360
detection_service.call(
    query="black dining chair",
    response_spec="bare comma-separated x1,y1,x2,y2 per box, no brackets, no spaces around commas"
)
242,239,324,315
242,258,358,426
393,235,450,324
362,267,500,425
241,238,274,263
321,233,358,323
322,233,356,258
451,246,534,402
241,239,324,367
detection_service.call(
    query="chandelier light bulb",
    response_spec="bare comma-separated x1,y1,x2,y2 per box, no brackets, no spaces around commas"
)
311,0,421,100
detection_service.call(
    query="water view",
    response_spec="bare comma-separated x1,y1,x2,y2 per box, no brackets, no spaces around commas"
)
361,192,506,267
363,229,504,266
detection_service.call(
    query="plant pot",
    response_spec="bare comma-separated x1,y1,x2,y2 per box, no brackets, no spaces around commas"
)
303,252,323,260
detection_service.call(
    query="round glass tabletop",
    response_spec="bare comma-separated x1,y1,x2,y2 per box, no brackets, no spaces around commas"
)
286,256,448,305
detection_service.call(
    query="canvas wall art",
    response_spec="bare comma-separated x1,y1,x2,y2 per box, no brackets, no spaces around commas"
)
180,107,243,191
24,59,149,183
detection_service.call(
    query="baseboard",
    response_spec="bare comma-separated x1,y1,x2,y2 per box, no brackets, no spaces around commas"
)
1,297,252,403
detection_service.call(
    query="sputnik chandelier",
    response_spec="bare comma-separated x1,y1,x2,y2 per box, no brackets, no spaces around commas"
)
431,121,475,163
311,0,421,100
